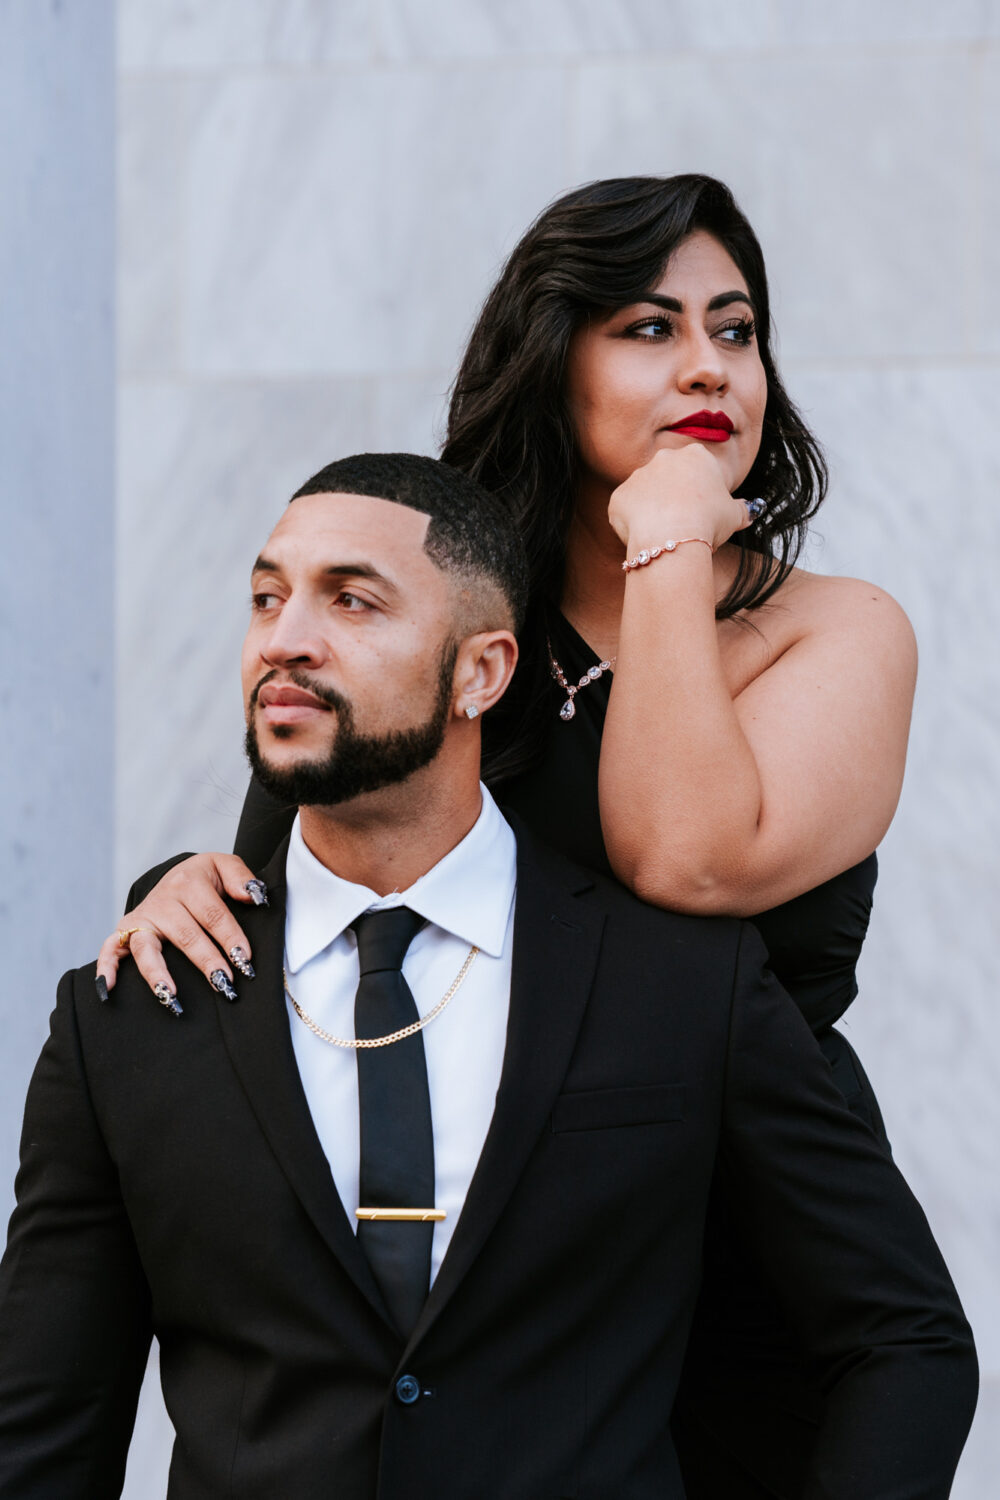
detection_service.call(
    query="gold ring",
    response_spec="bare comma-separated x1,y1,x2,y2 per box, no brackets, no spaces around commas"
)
117,926,156,950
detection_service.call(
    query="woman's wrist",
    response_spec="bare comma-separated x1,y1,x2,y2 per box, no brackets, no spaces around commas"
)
622,536,713,572
617,503,725,552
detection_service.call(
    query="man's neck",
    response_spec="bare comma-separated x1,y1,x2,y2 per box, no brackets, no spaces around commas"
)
297,762,484,895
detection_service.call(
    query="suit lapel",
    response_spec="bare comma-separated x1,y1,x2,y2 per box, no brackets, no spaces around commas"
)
408,829,604,1347
214,839,394,1328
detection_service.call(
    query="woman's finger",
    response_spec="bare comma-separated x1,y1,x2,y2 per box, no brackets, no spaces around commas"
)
212,854,269,907
152,860,259,969
125,864,258,978
169,893,255,982
125,931,182,1017
140,905,245,1000
740,495,766,530
94,853,267,1009
95,932,124,999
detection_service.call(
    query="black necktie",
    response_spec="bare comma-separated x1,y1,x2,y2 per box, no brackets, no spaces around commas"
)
351,906,434,1336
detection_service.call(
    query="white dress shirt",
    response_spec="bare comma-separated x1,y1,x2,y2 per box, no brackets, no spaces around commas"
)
283,786,516,1283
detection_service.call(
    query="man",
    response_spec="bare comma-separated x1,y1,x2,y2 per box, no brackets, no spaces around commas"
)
0,454,977,1498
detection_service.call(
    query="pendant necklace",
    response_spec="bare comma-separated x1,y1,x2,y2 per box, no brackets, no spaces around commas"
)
546,635,616,721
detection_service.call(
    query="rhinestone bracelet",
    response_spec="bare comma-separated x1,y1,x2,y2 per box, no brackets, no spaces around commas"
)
622,537,713,572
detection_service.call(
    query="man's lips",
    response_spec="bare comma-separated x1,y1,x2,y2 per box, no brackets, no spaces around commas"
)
256,681,331,725
665,409,733,443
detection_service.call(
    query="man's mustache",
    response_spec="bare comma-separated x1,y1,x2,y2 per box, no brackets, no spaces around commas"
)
249,667,351,716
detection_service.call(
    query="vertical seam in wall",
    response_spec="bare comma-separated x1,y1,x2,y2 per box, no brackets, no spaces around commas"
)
365,373,377,451
177,74,192,382
566,59,581,188
965,44,983,356
370,0,388,65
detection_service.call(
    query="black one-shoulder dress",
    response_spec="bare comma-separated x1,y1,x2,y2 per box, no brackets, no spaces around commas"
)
235,608,890,1498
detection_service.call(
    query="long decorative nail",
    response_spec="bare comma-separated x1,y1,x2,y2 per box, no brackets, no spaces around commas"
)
154,982,183,1018
209,969,239,1003
244,879,268,907
229,946,255,979
95,975,109,1004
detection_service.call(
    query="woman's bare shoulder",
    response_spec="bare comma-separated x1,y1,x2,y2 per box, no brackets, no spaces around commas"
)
719,563,916,698
774,565,916,654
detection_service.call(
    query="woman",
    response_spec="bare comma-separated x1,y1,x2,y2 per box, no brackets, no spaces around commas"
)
98,175,918,1495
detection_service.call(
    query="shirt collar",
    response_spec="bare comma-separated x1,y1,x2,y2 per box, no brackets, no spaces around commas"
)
284,785,516,974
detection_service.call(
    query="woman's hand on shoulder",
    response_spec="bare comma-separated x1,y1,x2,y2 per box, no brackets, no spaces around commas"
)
607,444,752,554
95,853,266,1013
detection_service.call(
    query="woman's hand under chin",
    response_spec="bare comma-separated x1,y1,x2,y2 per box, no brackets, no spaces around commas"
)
95,852,266,1014
607,443,753,556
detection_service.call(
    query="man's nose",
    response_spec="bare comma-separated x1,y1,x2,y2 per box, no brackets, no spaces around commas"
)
260,601,326,668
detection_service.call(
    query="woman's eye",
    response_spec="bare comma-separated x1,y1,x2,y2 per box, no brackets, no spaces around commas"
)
624,315,674,340
716,317,756,347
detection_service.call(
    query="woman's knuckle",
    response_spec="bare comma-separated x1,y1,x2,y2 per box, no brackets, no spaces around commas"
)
173,919,204,952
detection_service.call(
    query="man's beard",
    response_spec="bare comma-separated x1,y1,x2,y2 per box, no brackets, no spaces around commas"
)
244,643,458,808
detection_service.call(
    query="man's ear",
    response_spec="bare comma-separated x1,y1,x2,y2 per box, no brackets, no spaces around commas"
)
451,631,518,719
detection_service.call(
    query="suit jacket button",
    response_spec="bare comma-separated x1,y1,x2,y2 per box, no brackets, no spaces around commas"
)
395,1373,421,1405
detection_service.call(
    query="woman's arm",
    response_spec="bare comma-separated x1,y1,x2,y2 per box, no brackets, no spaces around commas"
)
599,447,917,916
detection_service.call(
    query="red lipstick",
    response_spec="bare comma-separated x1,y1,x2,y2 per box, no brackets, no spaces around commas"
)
665,409,733,443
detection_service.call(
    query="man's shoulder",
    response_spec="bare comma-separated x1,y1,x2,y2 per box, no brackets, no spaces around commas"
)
507,814,744,952
124,850,198,910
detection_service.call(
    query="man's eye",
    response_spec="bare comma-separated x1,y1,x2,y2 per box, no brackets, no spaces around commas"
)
335,591,371,612
251,591,281,611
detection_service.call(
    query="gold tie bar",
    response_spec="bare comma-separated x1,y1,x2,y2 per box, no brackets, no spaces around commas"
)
356,1207,446,1222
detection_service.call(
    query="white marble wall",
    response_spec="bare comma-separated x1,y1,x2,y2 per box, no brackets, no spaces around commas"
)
116,2,999,1494
0,0,115,1218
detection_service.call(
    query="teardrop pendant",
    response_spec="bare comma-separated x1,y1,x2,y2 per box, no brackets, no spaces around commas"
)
559,699,576,721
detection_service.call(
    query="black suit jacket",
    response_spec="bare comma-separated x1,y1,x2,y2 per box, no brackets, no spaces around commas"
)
0,829,977,1498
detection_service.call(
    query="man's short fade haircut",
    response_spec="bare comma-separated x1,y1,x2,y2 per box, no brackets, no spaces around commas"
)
291,452,528,634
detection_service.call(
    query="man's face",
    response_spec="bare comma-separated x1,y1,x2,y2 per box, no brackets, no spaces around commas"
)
242,493,460,807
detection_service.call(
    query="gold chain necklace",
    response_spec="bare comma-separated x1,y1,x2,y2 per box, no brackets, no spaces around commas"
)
282,945,480,1050
546,635,616,721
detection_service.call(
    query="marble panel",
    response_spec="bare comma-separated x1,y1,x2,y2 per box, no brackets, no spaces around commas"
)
118,0,371,68
122,1347,173,1500
952,1378,1000,1500
118,77,184,374
573,52,974,362
1,0,115,1216
787,365,1000,1372
116,377,373,893
378,0,773,60
978,51,1000,352
181,66,569,376
774,0,989,45
372,371,451,454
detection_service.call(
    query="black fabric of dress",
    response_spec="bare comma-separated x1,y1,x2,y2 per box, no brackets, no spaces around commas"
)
234,608,889,1498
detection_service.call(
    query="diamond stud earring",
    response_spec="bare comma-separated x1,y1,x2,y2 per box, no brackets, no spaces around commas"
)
464,704,480,720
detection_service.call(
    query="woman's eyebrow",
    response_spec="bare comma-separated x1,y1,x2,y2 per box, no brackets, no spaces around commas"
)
631,290,754,313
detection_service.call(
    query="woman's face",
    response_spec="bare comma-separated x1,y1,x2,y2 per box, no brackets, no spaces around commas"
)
565,230,768,500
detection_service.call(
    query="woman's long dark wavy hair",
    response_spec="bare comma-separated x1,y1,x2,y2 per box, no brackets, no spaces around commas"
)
440,173,828,785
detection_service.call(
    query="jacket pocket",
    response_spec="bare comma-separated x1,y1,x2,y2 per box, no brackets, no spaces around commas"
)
551,1083,685,1133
